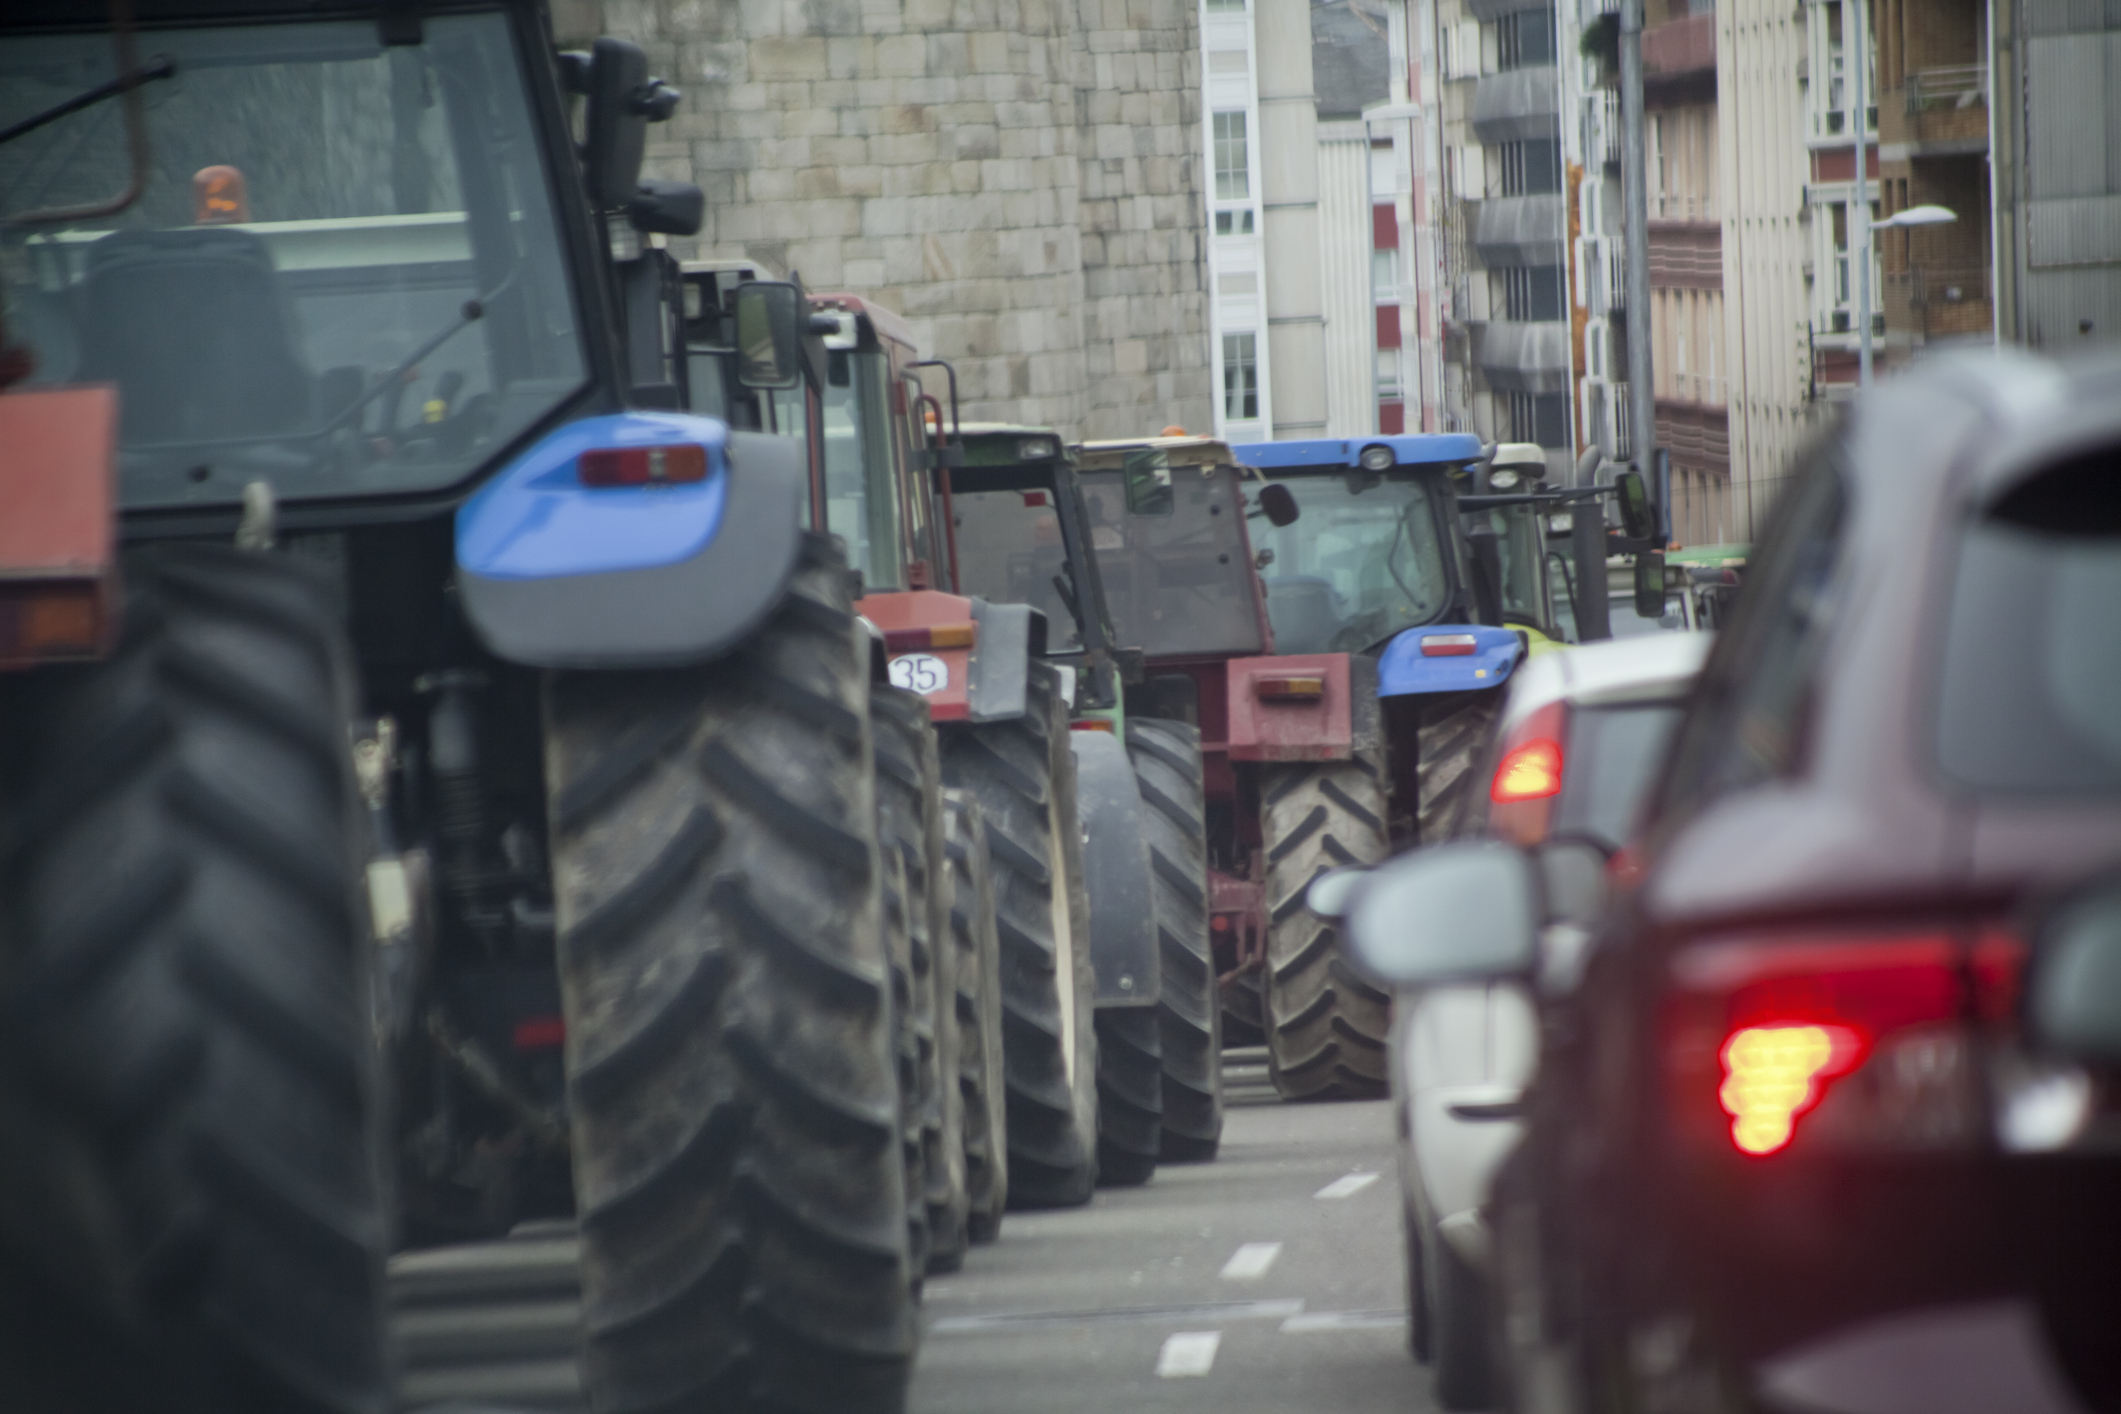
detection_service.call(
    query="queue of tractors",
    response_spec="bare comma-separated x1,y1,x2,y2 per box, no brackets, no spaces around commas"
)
0,2,1652,1407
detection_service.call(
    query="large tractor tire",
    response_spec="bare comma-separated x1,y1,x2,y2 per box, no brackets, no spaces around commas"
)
1415,691,1503,845
1124,719,1223,1162
875,845,927,1288
870,684,968,1275
939,664,1098,1209
550,533,913,1414
941,790,1009,1241
1091,1008,1161,1188
1259,757,1391,1100
0,545,391,1414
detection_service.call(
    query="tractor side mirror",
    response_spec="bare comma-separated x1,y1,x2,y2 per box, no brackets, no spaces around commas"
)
582,38,650,209
734,282,803,390
1338,842,1539,988
628,177,704,236
2026,880,2121,1063
1258,483,1299,528
1614,468,1655,543
1633,550,1667,621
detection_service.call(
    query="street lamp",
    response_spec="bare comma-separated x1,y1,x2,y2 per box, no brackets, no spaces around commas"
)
1859,205,1957,384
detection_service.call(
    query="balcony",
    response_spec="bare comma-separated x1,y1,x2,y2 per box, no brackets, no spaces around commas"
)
1643,12,1715,100
1472,66,1561,145
1472,318,1571,393
1881,265,1992,343
1886,64,1989,150
1474,194,1567,267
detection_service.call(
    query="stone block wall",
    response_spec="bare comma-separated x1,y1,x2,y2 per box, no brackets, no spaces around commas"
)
558,0,1210,438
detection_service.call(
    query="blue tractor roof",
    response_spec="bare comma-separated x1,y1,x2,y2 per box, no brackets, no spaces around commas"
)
1230,434,1485,472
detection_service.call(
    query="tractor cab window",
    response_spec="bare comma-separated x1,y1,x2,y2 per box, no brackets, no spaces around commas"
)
1077,462,1266,658
1250,469,1450,654
951,475,1084,652
0,14,588,508
821,348,904,592
1477,502,1554,634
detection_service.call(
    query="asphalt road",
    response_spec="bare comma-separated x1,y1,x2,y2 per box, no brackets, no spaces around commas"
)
910,1072,1439,1414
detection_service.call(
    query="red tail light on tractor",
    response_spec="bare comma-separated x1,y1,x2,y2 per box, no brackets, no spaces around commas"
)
1664,931,2017,1158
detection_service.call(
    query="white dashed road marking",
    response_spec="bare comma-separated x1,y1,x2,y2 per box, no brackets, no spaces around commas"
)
1156,1331,1223,1377
1312,1171,1380,1199
1218,1242,1283,1281
1281,1310,1405,1333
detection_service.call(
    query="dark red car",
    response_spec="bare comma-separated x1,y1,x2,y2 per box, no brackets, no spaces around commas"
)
1341,349,2121,1413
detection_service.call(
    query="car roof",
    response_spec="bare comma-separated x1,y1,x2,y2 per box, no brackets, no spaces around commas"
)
958,422,1061,438
1501,632,1710,734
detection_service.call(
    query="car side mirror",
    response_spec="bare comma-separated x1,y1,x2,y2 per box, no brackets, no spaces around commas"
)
734,281,803,390
628,177,704,236
1259,483,1299,527
1338,841,1539,987
1633,550,1667,621
2026,880,2121,1063
1305,866,1367,919
1614,468,1654,543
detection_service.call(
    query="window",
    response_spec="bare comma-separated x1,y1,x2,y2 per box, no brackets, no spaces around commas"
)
1222,332,1259,420
1496,10,1555,71
1372,248,1399,300
1503,266,1564,321
1205,0,1245,12
1375,347,1403,399
1506,391,1569,448
1213,112,1250,201
1498,138,1560,196
1215,208,1256,235
1654,456,1848,818
1937,454,2121,793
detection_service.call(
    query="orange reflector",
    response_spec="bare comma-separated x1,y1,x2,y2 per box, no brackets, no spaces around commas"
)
1070,718,1116,733
0,583,109,667
1491,739,1562,802
579,443,709,486
1256,675,1325,701
1421,634,1478,657
881,622,977,652
1023,491,1050,507
1718,1024,1860,1155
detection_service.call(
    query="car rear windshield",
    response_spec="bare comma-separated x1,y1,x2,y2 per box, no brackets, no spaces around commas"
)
1555,703,1685,848
1936,453,2121,793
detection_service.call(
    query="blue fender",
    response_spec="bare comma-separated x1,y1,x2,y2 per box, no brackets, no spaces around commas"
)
1375,623,1523,698
456,412,808,669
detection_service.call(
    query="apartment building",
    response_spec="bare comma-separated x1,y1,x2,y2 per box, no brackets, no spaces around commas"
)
1643,0,1732,543
1987,0,2121,353
1200,0,1402,441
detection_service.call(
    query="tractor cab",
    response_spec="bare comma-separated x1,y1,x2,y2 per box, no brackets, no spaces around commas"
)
943,424,1125,712
1070,435,1275,665
1458,440,1569,650
1232,434,1490,656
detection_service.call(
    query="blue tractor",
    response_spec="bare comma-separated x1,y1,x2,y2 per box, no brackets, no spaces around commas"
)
0,6,986,1410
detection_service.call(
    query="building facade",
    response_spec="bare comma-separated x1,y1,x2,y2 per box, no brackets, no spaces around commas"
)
1199,0,1403,442
562,0,1212,440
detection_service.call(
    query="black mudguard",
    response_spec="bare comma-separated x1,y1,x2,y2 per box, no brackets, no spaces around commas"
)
457,430,806,669
1069,728,1160,1008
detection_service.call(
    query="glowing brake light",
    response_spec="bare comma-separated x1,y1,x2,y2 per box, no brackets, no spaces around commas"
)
1718,1024,1861,1154
578,444,709,486
1665,932,1998,1159
1491,738,1562,802
1421,633,1478,656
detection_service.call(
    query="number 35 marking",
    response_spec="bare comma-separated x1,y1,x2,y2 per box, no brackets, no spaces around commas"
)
888,653,949,695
